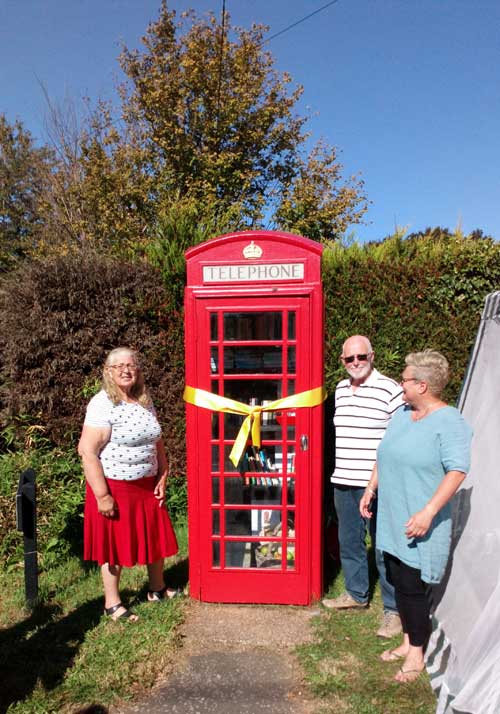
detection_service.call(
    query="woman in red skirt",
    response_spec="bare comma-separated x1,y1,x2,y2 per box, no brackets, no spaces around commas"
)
78,347,179,620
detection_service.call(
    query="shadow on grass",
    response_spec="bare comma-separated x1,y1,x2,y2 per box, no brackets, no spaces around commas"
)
165,556,189,590
134,556,189,602
0,596,105,714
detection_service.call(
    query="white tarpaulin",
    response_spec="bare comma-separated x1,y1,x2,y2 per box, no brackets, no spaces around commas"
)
426,291,500,714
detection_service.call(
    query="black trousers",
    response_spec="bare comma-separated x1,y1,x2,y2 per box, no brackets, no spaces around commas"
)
384,552,431,648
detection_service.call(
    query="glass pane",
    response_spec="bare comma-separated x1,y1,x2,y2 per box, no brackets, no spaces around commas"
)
225,541,248,567
286,511,296,535
285,543,295,570
211,347,218,373
212,541,220,567
288,312,296,340
212,445,219,472
225,509,252,536
223,446,240,473
224,444,291,473
223,346,282,374
287,379,295,396
211,412,219,439
287,346,296,373
223,379,282,410
272,447,296,474
223,541,257,568
224,477,284,505
287,479,295,505
254,542,282,569
224,412,289,442
210,313,218,341
221,541,290,569
224,477,250,504
256,509,287,536
212,510,220,535
212,478,220,503
224,312,282,341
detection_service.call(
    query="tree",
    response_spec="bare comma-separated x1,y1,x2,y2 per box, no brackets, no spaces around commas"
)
43,3,367,253
0,115,54,269
272,141,369,241
9,4,369,258
114,3,368,236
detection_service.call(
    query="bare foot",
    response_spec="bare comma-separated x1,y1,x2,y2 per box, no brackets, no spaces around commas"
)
380,643,409,661
394,665,425,683
380,648,405,662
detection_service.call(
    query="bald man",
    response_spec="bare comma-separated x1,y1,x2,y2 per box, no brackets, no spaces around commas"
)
322,335,404,638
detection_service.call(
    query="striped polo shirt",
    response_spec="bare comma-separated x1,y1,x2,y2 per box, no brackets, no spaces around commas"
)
331,368,404,487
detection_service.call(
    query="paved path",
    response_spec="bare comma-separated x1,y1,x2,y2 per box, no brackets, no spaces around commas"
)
116,601,320,714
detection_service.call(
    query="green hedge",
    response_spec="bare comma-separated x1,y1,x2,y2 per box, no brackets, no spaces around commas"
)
1,232,500,568
323,233,500,400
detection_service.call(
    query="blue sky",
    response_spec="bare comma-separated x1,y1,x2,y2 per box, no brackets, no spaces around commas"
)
1,0,499,241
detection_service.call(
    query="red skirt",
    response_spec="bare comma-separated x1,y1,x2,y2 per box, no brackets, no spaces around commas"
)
83,477,179,567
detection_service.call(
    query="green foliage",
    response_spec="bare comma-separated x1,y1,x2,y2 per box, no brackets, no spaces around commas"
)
272,140,368,240
0,251,185,473
0,114,55,270
0,440,84,569
323,231,500,401
144,194,246,299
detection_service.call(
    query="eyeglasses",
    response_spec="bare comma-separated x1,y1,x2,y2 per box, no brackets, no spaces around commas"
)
341,353,370,364
108,363,138,373
400,377,419,384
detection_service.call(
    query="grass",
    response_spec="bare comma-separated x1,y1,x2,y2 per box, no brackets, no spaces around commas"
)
296,553,437,714
0,519,188,714
1,527,437,714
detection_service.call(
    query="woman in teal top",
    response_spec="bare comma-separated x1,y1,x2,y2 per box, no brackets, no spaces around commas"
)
360,350,472,683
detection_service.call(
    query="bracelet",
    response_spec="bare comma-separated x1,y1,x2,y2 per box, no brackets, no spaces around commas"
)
366,486,377,497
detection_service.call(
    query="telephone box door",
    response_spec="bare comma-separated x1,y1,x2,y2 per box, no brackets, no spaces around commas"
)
191,295,317,604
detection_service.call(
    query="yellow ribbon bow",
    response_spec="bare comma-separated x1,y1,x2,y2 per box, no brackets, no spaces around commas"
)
183,385,326,467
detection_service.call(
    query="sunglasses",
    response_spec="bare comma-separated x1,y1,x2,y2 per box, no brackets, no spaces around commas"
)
342,353,370,364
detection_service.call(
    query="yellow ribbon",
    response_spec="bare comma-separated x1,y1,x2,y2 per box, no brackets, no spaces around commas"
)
183,385,326,467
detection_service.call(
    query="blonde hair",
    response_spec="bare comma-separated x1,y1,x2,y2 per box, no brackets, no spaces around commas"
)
102,347,151,407
405,350,449,396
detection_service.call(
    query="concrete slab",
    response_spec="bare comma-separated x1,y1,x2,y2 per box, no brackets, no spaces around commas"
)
114,601,320,714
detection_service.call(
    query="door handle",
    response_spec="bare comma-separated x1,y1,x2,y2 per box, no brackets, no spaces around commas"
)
300,434,309,451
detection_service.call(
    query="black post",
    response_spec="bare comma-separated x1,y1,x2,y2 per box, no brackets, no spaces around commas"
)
16,468,38,606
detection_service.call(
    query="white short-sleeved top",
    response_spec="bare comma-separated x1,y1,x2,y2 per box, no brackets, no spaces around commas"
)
84,390,161,481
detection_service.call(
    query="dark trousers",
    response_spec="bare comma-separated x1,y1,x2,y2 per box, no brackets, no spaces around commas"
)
384,552,431,647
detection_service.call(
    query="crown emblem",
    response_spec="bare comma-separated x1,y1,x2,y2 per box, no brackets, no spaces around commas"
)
242,241,263,259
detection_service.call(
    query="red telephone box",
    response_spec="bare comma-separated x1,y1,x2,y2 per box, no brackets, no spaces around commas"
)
184,231,324,605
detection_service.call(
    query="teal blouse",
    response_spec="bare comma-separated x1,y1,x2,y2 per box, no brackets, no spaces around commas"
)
376,405,472,584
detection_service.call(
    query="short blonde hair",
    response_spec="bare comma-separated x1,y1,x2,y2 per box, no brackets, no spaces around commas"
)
102,347,151,407
405,350,449,396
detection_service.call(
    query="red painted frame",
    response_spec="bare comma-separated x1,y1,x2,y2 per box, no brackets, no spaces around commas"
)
184,231,324,605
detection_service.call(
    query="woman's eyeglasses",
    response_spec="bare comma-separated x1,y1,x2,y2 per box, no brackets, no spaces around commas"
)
400,377,419,384
108,363,138,373
341,353,370,364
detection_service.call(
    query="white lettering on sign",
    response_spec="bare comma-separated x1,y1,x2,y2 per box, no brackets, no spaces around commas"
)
203,263,304,283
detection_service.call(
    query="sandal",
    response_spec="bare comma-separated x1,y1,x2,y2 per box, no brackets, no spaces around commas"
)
104,602,138,621
147,586,183,602
394,666,425,683
380,648,405,662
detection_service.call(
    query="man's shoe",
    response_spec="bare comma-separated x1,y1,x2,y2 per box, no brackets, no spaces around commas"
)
322,592,367,610
377,611,402,638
